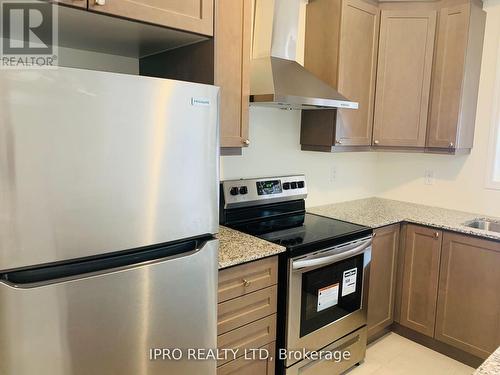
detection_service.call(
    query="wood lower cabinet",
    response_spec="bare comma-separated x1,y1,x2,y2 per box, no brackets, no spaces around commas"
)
435,233,500,359
302,0,379,150
215,0,251,149
367,224,399,340
218,256,278,303
217,257,278,373
217,285,277,335
399,225,442,337
88,0,214,36
426,1,485,153
217,342,275,375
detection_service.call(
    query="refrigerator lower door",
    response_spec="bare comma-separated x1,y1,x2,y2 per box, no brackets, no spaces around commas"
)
0,239,218,375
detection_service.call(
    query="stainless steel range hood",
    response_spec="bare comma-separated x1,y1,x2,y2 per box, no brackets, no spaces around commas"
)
250,0,358,110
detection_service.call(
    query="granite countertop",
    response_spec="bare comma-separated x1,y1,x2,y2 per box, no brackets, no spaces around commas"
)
308,197,500,241
474,347,500,375
216,226,286,269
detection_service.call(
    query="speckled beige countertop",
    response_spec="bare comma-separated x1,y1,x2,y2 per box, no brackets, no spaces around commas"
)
217,226,286,269
309,197,500,241
474,346,500,375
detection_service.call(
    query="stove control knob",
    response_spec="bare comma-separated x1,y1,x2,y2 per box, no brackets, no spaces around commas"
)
297,181,305,189
229,187,239,196
291,182,298,189
283,182,291,190
239,186,248,195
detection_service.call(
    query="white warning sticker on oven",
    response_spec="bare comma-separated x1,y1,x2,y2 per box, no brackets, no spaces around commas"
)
317,283,339,312
342,268,358,296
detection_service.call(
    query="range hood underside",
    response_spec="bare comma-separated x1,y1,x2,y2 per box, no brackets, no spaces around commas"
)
250,57,358,110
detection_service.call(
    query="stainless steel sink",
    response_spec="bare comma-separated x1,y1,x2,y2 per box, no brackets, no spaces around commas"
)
463,219,500,233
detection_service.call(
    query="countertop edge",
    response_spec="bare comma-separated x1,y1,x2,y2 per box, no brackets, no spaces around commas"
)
473,346,500,375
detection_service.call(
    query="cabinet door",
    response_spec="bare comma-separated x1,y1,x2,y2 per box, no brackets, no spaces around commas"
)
217,342,275,375
215,0,251,148
88,0,214,36
55,0,87,7
336,0,379,146
435,233,500,359
367,224,399,340
373,10,436,147
400,225,442,337
426,4,469,149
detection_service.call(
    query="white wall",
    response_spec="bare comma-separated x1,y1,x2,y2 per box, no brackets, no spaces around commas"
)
220,108,379,208
221,0,500,217
376,0,500,217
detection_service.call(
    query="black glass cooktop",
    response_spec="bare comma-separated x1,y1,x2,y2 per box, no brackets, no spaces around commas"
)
228,213,372,254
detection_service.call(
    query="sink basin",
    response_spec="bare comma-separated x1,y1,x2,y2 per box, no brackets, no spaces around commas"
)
463,219,500,233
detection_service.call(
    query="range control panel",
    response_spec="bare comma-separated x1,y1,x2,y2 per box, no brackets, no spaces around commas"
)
221,175,307,209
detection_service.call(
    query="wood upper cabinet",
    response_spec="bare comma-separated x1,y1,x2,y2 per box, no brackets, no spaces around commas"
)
372,9,436,148
435,233,500,359
88,0,214,36
302,0,379,150
367,224,399,340
336,0,380,147
55,0,87,7
215,0,251,149
399,225,442,337
426,1,486,152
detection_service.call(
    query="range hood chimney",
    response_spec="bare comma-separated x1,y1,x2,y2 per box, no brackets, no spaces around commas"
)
250,0,358,110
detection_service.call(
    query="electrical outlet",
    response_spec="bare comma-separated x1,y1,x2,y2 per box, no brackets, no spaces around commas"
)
424,170,435,185
331,166,337,182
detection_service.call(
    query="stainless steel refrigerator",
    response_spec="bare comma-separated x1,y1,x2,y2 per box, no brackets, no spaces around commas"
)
0,67,220,375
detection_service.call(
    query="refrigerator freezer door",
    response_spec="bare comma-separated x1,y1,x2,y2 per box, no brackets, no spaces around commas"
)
0,68,219,271
0,239,219,375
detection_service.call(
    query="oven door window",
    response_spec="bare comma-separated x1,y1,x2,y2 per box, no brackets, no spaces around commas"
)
300,253,364,337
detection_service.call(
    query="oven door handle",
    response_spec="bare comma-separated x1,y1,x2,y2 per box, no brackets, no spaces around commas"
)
292,239,372,271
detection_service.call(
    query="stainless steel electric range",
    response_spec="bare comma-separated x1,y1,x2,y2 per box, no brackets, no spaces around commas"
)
220,175,373,375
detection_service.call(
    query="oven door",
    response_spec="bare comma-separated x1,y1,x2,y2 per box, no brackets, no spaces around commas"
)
286,237,372,367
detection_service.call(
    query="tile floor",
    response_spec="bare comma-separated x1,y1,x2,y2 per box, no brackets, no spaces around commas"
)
347,333,475,375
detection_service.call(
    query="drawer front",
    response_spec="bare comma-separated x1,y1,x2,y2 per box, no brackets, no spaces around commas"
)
286,327,367,375
217,342,275,375
218,285,277,335
217,314,276,366
218,257,278,303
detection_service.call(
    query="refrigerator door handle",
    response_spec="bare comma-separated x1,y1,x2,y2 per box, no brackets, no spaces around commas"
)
0,237,217,289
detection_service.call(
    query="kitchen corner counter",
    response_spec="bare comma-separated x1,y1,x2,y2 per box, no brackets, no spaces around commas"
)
474,347,500,375
217,226,286,269
308,197,500,242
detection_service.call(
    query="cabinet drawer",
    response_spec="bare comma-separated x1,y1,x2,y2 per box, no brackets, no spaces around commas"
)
218,285,277,335
217,341,275,375
286,327,367,375
217,314,276,366
218,257,278,303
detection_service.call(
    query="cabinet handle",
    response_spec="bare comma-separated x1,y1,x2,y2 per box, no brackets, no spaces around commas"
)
434,232,440,239
95,0,105,5
242,279,251,287
374,140,380,145
449,142,455,148
243,139,250,146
